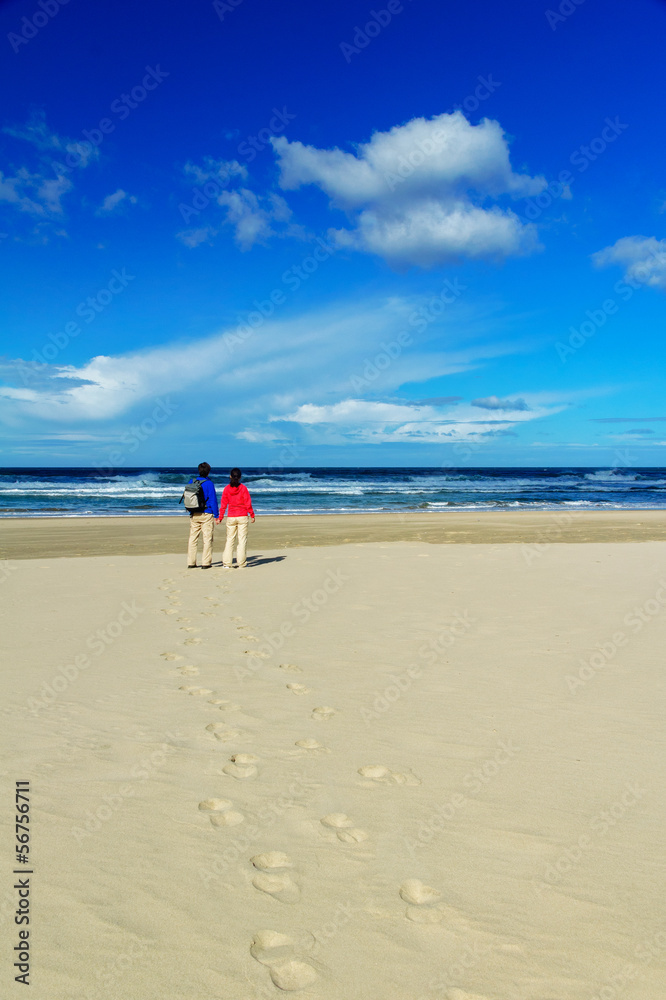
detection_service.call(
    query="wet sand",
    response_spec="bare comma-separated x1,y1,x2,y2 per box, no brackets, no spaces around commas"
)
2,509,666,559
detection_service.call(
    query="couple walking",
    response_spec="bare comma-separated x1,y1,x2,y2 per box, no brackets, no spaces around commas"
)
186,463,255,570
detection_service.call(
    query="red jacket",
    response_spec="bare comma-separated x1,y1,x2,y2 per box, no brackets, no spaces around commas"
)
219,483,255,518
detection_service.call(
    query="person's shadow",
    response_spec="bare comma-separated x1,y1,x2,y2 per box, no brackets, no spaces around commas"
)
211,555,286,568
246,554,286,567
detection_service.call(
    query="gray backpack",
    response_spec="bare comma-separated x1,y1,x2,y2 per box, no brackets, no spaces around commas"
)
179,477,206,512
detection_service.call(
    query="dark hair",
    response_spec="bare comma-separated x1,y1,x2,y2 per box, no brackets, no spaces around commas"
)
229,467,241,486
198,462,211,477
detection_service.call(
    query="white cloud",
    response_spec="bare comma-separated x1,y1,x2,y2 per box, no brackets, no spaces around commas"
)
471,395,529,411
592,236,666,292
178,156,294,250
176,225,218,248
0,166,72,216
4,111,98,167
96,189,137,215
272,111,546,268
0,295,513,428
1,112,98,222
271,395,564,445
217,188,284,250
183,157,248,186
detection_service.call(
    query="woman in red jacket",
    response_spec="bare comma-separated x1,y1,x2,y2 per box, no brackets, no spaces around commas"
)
217,468,255,568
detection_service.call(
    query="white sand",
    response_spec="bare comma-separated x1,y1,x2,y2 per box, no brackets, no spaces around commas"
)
2,540,665,998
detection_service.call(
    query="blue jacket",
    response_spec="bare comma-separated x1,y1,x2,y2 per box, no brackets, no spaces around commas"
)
189,476,219,517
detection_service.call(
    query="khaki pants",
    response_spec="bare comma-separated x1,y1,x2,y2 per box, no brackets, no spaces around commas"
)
187,513,215,567
223,516,249,568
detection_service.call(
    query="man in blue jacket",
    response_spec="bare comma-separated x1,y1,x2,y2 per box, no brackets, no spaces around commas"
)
187,462,219,569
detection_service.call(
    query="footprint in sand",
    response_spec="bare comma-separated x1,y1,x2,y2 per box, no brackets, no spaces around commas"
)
280,663,303,673
223,753,259,780
286,683,310,695
320,813,368,844
358,765,421,786
245,650,270,658
294,738,330,754
161,609,178,616
200,611,215,616
198,798,244,827
446,991,493,1000
399,879,443,922
250,931,317,991
176,617,192,622
179,686,213,696
178,665,199,676
230,615,244,621
205,723,249,743
311,706,335,721
183,637,202,645
161,652,183,661
251,853,300,903
242,635,259,642
208,699,241,710
180,627,200,632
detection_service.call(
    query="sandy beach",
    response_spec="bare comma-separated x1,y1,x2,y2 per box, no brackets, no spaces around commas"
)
2,520,665,998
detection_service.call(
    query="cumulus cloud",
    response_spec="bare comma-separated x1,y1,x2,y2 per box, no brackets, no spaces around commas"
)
4,110,98,167
471,395,529,411
96,189,137,215
178,156,294,250
0,166,72,216
592,236,666,292
271,111,546,268
1,111,98,223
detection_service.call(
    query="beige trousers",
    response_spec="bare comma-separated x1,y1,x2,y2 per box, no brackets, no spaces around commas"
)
187,513,215,566
223,516,249,568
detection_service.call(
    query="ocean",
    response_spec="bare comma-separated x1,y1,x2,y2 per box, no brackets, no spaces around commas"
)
1,467,665,517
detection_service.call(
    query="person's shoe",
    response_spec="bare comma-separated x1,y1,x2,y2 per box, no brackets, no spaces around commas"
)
187,564,197,569
202,565,211,570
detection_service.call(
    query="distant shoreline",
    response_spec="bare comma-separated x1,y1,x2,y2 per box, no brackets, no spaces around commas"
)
2,510,666,559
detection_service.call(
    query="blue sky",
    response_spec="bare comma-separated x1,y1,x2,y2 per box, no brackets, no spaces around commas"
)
1,0,666,468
